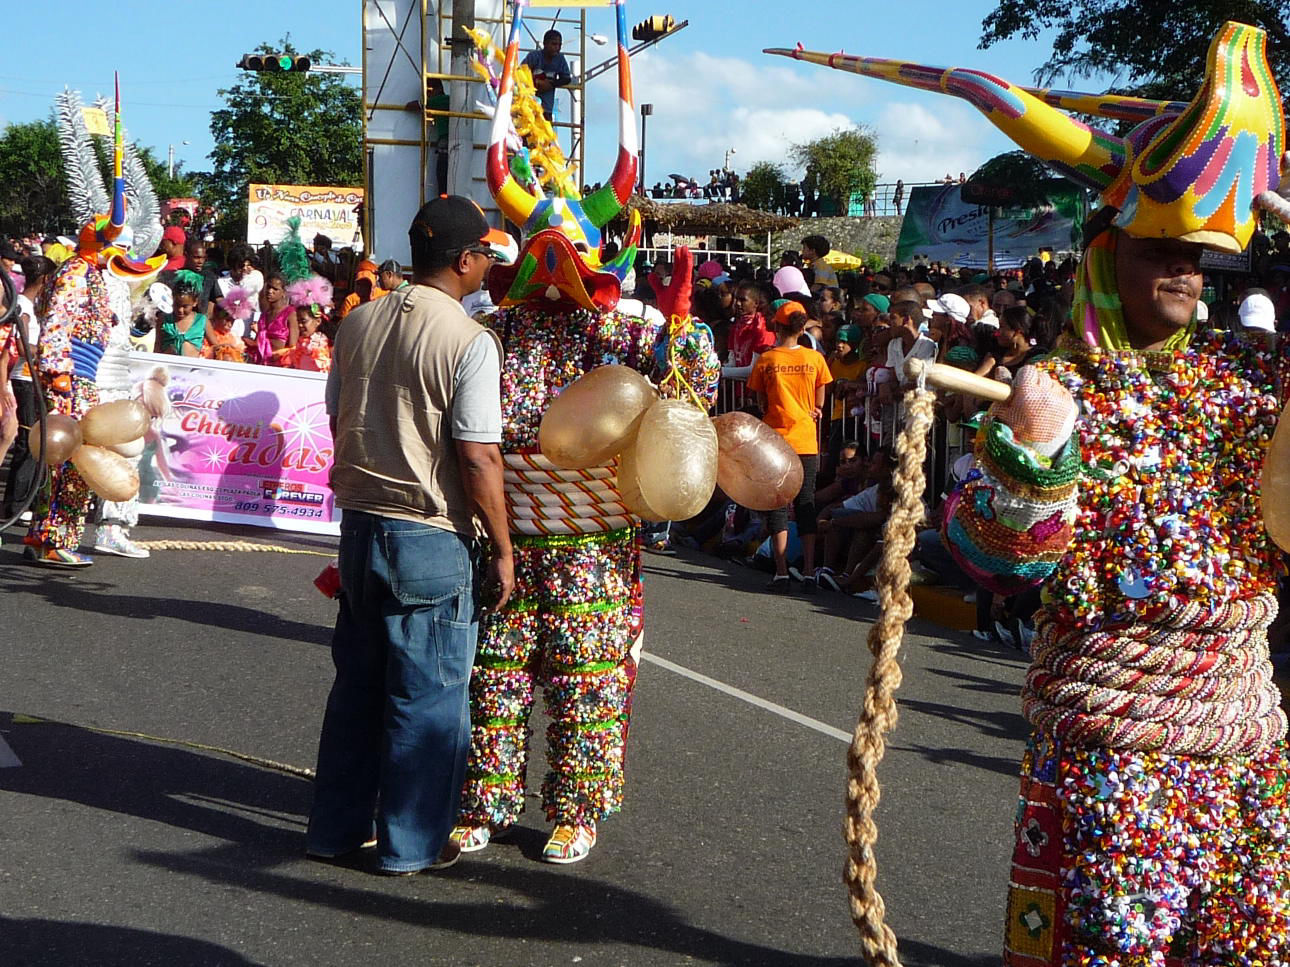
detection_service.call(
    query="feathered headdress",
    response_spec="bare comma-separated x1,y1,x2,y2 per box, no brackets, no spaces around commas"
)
54,78,165,277
218,285,257,321
94,93,162,258
275,216,313,285
287,276,334,310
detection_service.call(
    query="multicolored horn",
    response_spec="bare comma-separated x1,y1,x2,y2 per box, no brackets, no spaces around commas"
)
762,46,1128,194
581,0,639,228
107,72,126,240
487,2,541,227
767,22,1283,254
1019,87,1189,124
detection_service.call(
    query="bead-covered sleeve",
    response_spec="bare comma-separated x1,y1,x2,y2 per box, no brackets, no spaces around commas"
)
941,412,1081,596
652,317,720,410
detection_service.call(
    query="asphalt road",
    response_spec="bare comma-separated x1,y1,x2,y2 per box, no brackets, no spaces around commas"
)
0,518,1029,966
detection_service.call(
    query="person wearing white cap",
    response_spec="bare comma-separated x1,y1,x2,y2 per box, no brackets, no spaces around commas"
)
925,291,970,326
1238,289,1277,332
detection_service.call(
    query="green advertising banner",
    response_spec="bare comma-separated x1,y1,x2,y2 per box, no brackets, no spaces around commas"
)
895,182,1087,267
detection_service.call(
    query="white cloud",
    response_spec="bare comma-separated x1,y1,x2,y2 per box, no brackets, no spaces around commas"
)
577,48,1011,192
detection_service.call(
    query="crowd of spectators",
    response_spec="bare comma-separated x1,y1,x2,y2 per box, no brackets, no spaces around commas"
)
6,219,1290,647
634,227,1290,650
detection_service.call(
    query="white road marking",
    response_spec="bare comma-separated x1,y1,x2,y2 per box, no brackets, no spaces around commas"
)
641,651,852,744
0,734,22,768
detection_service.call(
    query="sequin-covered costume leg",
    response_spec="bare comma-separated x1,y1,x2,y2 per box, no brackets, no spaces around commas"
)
459,527,640,828
25,376,99,551
1004,731,1290,965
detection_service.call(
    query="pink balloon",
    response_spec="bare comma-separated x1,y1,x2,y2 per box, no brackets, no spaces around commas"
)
712,412,803,511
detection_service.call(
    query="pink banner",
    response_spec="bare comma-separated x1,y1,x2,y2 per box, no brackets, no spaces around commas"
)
127,352,339,535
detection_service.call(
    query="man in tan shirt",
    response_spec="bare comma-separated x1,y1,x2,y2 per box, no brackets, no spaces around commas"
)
307,196,513,875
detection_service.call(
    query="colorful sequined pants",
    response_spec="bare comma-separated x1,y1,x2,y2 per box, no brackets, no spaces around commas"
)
457,527,642,828
1005,730,1290,966
25,375,99,552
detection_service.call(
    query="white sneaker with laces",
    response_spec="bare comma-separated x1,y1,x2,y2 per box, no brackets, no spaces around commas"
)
94,525,151,559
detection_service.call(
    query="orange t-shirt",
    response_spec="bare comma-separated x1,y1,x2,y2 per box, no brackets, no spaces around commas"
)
748,344,832,454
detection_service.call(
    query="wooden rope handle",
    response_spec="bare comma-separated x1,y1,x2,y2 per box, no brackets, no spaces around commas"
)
912,360,1012,403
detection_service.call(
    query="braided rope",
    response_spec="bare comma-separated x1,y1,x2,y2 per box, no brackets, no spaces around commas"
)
135,540,334,557
844,382,936,967
13,713,314,778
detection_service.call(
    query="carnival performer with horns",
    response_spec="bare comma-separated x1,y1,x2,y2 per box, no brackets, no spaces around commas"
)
25,78,164,568
450,0,719,865
773,20,1290,966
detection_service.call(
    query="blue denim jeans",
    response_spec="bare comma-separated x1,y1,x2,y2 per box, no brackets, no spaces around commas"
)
307,510,478,872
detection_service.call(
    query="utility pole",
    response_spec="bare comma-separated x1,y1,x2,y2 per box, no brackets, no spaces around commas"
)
448,0,476,200
639,104,653,195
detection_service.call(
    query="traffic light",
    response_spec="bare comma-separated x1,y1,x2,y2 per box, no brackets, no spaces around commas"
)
237,53,312,73
631,15,675,42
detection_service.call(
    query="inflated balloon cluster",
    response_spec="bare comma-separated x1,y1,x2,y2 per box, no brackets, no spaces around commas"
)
539,366,802,521
31,399,150,502
539,247,802,521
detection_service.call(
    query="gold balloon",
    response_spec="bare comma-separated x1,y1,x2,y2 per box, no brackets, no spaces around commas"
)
80,400,151,447
1262,404,1290,551
617,399,718,522
29,413,83,466
109,437,146,459
71,445,140,502
539,365,658,469
712,412,804,511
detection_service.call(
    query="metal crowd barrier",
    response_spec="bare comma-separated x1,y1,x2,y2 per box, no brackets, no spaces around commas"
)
712,377,973,505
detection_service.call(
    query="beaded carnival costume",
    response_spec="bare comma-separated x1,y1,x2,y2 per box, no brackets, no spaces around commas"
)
772,22,1290,965
25,80,164,565
452,1,719,861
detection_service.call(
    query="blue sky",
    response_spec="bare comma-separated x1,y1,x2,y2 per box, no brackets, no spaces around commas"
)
1,2,1124,190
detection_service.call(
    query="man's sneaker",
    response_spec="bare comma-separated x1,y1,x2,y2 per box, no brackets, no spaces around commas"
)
799,576,819,595
766,574,791,593
643,539,677,556
93,525,151,559
815,568,842,593
542,823,596,865
24,545,92,568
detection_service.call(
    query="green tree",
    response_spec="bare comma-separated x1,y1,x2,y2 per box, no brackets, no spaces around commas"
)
134,145,199,203
741,160,786,212
207,39,362,241
0,118,74,237
789,127,878,217
978,0,1290,93
962,151,1056,210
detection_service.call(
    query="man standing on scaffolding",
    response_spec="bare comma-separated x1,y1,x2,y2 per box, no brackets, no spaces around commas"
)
523,29,572,122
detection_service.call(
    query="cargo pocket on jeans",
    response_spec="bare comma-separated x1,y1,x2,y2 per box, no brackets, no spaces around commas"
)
434,608,475,686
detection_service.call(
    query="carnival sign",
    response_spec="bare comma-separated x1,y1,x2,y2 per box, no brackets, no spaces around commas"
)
247,183,364,250
126,352,338,536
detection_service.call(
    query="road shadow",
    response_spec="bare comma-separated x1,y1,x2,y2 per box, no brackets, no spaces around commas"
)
135,840,873,967
0,712,311,849
0,567,331,646
2,916,267,967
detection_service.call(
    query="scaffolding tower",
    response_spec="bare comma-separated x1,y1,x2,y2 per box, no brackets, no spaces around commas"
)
362,0,593,266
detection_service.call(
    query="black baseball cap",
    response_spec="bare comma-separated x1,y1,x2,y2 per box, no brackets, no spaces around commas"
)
409,196,490,253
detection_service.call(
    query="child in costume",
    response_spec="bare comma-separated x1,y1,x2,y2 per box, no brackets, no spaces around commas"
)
202,302,248,364
450,0,719,865
773,22,1290,964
